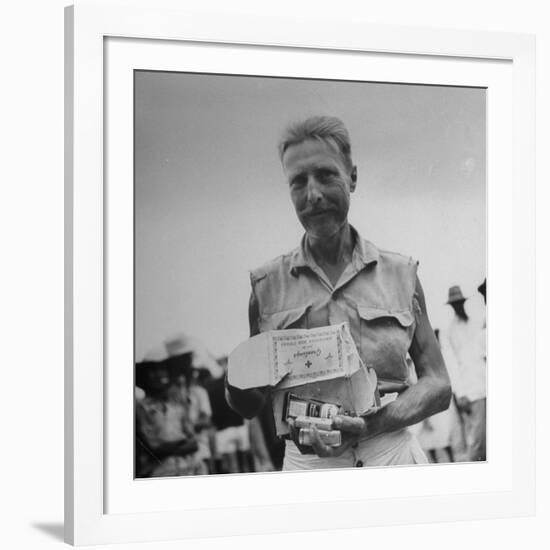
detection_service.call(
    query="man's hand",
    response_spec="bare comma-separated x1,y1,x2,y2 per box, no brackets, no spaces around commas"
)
287,418,317,455
333,415,368,437
288,415,367,458
225,377,268,419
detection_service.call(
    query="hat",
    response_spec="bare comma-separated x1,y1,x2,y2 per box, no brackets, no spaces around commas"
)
447,285,467,304
477,278,486,298
142,345,168,362
164,333,195,357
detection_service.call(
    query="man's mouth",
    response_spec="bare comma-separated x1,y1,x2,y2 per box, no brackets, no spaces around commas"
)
308,210,329,217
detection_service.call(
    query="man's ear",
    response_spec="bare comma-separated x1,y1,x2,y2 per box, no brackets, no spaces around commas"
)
350,166,357,192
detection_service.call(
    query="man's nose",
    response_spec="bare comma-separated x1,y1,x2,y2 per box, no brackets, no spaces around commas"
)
306,176,323,203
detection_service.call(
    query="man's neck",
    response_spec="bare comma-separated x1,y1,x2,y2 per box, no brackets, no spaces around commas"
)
306,223,354,266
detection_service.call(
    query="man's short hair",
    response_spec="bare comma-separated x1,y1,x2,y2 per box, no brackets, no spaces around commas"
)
278,115,353,171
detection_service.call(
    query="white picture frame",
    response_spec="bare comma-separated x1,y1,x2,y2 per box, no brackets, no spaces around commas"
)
65,0,535,545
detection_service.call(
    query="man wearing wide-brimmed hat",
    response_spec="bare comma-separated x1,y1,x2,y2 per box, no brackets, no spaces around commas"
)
134,357,203,477
442,284,486,461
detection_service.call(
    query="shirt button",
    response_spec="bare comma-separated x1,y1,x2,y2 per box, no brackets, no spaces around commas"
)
356,460,364,467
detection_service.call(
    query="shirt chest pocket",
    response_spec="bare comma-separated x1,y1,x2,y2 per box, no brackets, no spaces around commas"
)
357,304,415,381
259,304,311,332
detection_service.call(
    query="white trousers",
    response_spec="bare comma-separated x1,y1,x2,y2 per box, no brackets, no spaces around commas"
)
282,429,428,470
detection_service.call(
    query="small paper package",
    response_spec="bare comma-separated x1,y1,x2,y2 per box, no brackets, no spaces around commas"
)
228,323,378,436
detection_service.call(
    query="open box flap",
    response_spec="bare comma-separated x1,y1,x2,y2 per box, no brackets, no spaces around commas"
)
227,332,288,389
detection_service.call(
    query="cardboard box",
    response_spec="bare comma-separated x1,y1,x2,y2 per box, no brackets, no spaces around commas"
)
228,323,377,436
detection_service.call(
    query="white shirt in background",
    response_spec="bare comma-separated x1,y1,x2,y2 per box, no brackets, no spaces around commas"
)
441,315,486,402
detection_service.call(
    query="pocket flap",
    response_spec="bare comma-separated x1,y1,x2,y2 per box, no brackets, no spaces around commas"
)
260,304,310,331
357,304,414,327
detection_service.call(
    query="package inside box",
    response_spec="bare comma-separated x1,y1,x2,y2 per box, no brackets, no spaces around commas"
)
228,323,377,436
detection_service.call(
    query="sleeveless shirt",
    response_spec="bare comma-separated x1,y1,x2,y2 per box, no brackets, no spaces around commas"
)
250,227,419,384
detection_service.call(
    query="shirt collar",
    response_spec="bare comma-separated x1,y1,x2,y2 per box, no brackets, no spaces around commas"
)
289,225,379,276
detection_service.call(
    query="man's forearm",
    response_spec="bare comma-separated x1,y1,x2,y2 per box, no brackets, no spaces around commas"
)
225,380,268,419
366,376,451,439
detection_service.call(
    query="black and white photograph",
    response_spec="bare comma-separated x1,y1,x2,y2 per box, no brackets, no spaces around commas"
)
2,0,545,545
133,71,487,478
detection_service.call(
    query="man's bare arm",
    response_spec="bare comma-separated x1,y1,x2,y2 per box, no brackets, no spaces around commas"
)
361,276,451,439
308,276,452,458
225,288,269,419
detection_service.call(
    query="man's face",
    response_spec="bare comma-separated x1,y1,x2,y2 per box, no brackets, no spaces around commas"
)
282,139,356,239
147,366,170,394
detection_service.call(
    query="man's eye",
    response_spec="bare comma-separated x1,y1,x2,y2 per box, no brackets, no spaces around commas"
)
290,176,306,188
317,170,336,182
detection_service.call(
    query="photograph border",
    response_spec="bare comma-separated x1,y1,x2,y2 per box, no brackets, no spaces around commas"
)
65,1,535,545
105,39,510,515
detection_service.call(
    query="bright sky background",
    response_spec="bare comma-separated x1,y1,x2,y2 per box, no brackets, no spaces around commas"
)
135,71,486,361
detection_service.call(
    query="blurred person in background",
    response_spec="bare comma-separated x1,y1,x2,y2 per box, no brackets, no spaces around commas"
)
441,285,486,461
478,278,487,361
135,359,203,477
164,336,214,474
